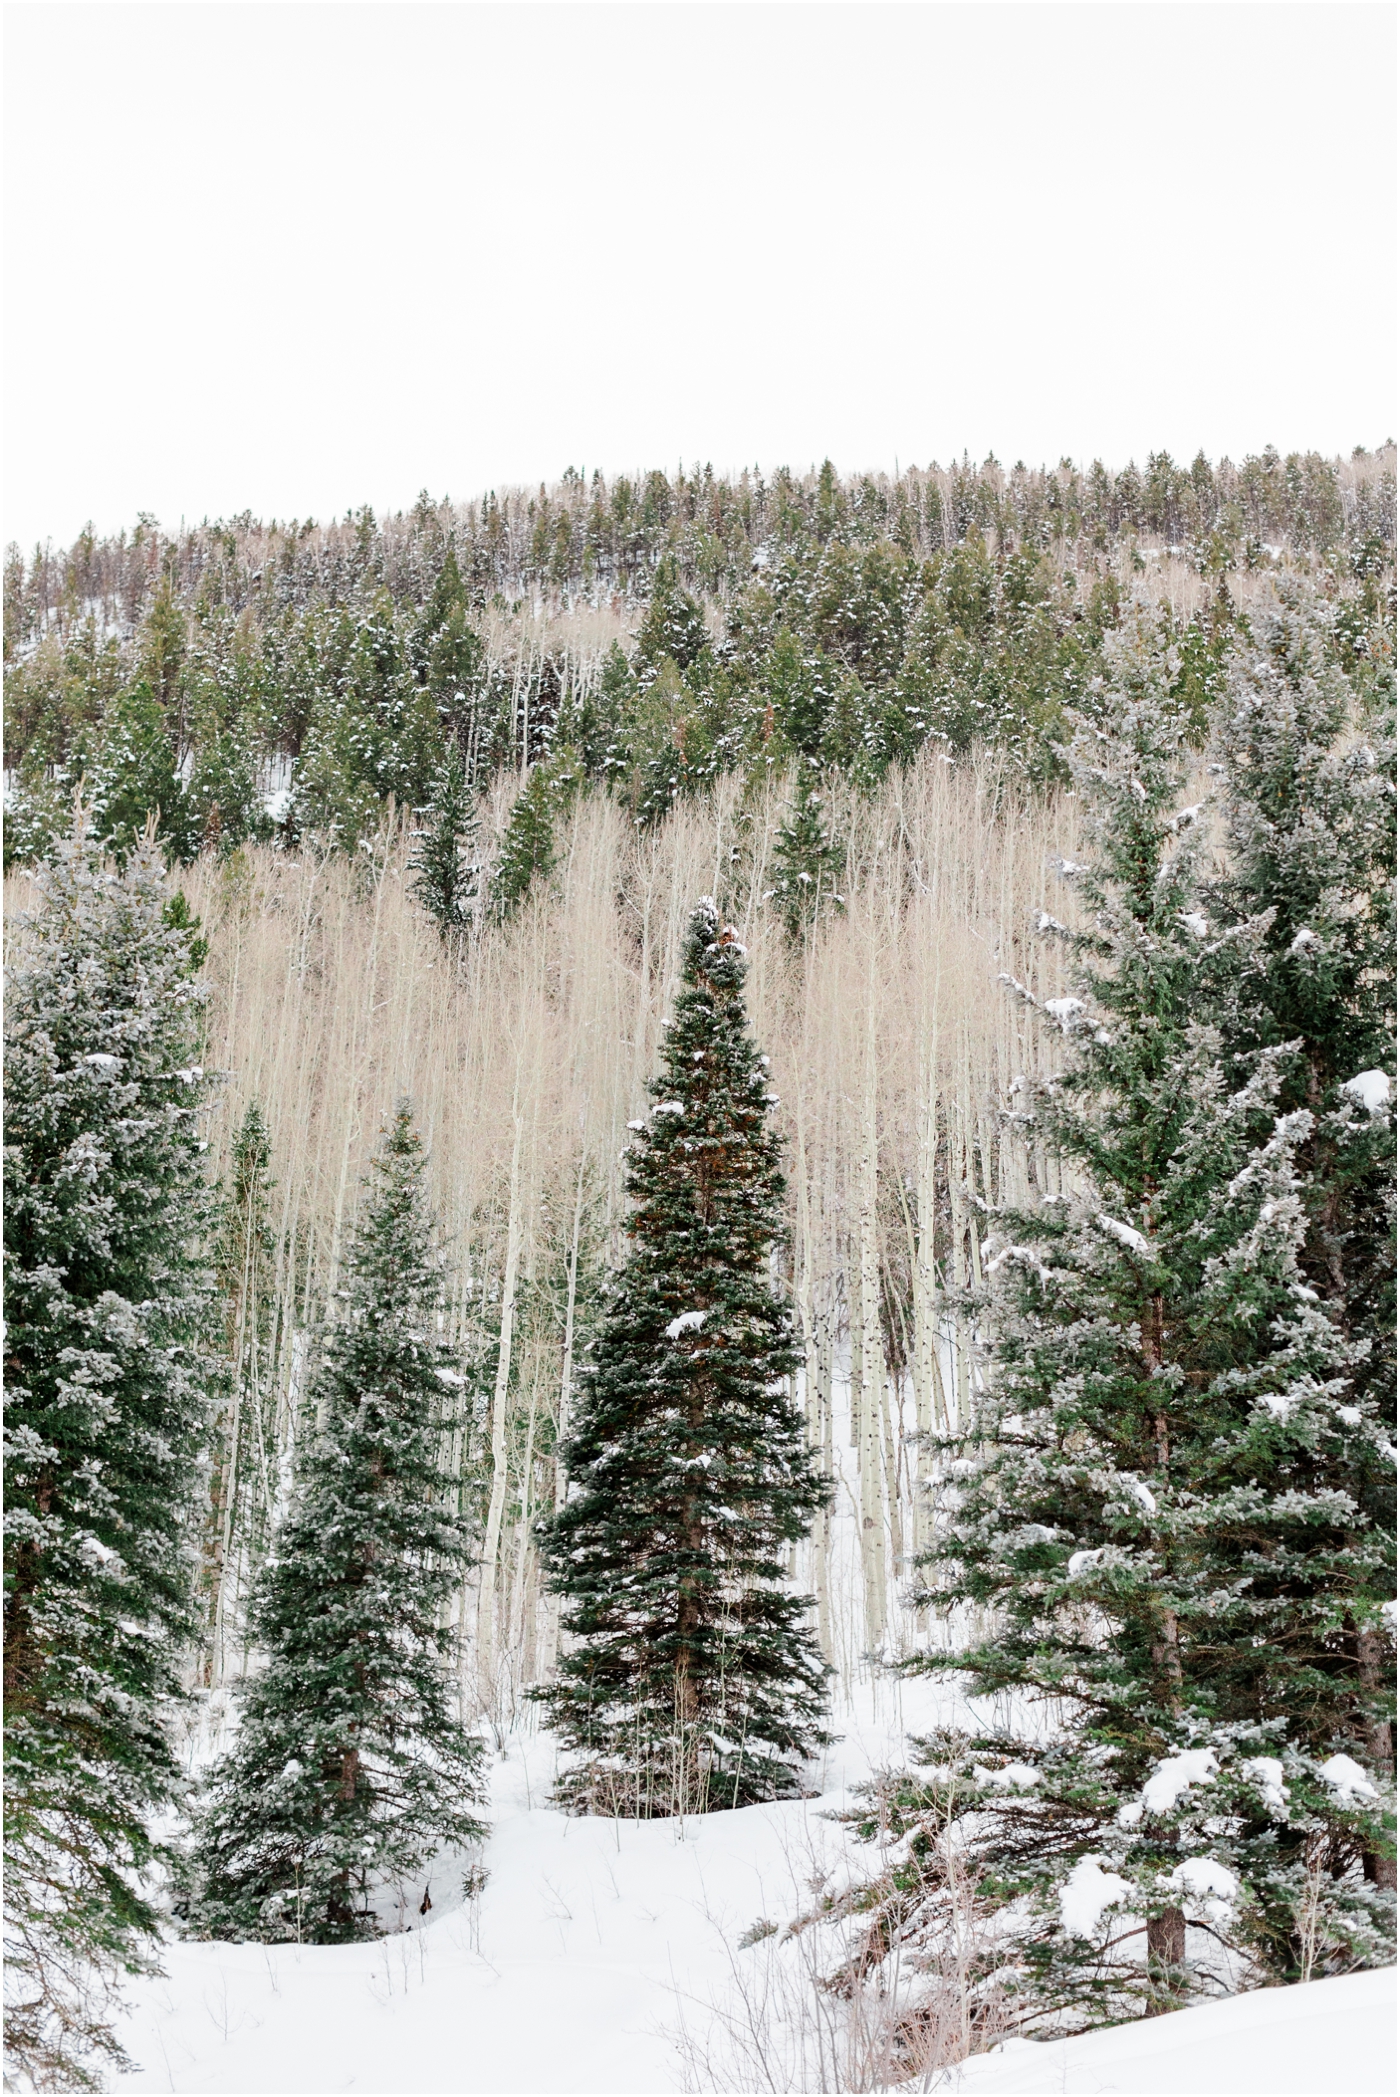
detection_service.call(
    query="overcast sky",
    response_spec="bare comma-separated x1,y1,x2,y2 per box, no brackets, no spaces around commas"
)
4,1,1395,551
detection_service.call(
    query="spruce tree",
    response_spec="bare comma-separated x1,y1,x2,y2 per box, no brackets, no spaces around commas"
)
1209,601,1396,1884
201,1098,280,1685
3,822,216,2089
87,681,194,865
633,558,710,689
824,666,1393,2034
185,1106,486,1944
491,749,579,923
408,744,479,942
770,764,845,940
536,900,830,1814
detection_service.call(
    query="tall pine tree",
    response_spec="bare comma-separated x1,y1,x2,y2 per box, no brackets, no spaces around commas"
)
820,665,1393,2038
3,820,216,2089
408,743,479,942
201,1098,280,1687
770,763,845,940
490,749,579,924
1211,604,1396,1879
185,1106,486,1943
536,900,830,1815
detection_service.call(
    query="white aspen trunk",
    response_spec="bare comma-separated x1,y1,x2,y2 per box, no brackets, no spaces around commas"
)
476,1110,524,1720
541,1151,586,1675
509,1354,541,1703
794,1113,832,1663
816,1323,834,1665
856,1081,887,1651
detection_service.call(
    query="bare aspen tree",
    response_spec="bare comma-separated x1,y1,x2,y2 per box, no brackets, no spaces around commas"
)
476,1106,524,1721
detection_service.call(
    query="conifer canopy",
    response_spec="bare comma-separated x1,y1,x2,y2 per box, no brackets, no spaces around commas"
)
537,899,830,1813
3,824,217,2088
186,1105,486,1943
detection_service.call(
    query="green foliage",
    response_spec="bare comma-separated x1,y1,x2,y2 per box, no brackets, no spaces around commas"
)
759,628,834,758
200,1099,281,1679
491,749,580,922
633,558,710,688
290,596,448,848
185,1106,487,1944
535,901,831,1813
769,765,845,939
830,637,1395,2027
2,454,1391,868
3,828,218,2087
409,744,479,941
86,682,193,864
183,732,263,858
162,889,209,971
1209,601,1397,1448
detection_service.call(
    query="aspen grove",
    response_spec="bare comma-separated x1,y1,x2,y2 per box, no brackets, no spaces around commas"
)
3,451,1394,2089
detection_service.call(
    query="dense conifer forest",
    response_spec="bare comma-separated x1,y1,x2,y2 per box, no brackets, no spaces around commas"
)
3,447,1395,2091
4,448,1394,870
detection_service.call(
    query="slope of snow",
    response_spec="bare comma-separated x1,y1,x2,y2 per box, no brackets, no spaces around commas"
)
949,1966,1395,2095
112,1683,926,2094
110,1691,1396,2096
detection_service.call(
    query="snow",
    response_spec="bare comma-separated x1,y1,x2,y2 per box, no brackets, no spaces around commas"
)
1066,1550,1101,1577
1057,1855,1134,1937
1343,1069,1392,1114
1319,1752,1378,1801
976,1761,1040,1790
1180,911,1209,936
664,1309,707,1339
1140,1747,1217,1814
1242,1755,1289,1813
119,1714,1395,2096
110,1684,947,2095
1288,925,1321,953
1043,995,1085,1030
986,1244,1053,1287
948,1967,1395,2094
1169,1855,1237,1902
1097,1214,1151,1256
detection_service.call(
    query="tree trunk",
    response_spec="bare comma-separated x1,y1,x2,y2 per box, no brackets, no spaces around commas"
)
476,1109,524,1719
1147,1904,1187,2010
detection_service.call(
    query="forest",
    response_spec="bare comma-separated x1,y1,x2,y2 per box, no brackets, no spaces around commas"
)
3,447,1395,2093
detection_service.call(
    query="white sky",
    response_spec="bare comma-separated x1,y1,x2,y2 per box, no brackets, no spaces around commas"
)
4,2,1395,551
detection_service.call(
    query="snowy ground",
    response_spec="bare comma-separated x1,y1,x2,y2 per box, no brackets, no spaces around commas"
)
952,1968,1395,2095
114,1677,926,2095
111,1678,1395,2096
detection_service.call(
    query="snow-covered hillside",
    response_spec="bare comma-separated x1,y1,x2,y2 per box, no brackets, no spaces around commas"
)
112,1682,1395,2096
952,1968,1394,2095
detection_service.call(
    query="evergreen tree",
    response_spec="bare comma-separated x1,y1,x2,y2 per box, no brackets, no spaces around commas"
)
592,639,639,785
183,730,261,858
761,627,833,757
491,750,579,923
633,558,710,688
536,900,830,1814
823,665,1394,2034
185,1107,486,1944
408,744,479,942
769,764,845,940
3,822,216,2089
201,1099,280,1686
87,681,194,864
1209,603,1396,1878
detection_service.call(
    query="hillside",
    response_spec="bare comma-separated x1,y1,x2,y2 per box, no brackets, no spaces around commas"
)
4,451,1394,2095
